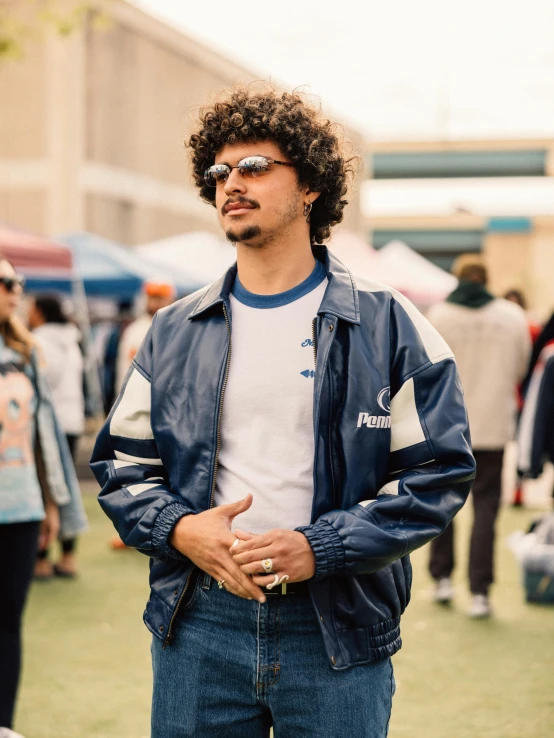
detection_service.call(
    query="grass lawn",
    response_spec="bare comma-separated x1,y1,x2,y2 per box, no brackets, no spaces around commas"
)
16,484,554,738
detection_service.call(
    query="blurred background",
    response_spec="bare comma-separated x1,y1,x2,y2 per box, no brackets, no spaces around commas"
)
1,1,553,737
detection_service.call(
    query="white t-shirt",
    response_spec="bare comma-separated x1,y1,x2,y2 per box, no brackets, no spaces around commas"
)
214,260,327,534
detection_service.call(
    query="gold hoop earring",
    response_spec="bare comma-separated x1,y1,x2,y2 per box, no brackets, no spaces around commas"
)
303,202,313,220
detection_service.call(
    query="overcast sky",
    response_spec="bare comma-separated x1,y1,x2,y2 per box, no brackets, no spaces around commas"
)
135,0,554,141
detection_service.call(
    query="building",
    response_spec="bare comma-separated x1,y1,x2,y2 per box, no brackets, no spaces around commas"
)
0,0,362,245
364,138,554,317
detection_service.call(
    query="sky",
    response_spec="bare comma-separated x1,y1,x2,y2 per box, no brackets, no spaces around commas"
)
134,0,554,141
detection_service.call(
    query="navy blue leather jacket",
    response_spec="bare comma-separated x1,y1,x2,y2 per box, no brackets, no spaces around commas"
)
91,247,475,669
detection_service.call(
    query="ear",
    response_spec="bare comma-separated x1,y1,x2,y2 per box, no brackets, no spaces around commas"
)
305,188,321,204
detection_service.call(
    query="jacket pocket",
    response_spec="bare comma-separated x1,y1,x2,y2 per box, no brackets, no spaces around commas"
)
332,560,411,631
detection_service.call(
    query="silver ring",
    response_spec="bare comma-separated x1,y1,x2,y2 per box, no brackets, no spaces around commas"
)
261,558,273,573
217,579,225,589
266,574,289,590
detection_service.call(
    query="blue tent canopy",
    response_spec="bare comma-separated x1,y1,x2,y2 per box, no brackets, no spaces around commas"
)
49,232,195,298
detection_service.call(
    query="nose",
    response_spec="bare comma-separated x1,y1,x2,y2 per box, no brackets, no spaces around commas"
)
223,167,247,197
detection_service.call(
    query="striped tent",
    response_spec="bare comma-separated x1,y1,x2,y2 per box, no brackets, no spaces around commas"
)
0,222,74,289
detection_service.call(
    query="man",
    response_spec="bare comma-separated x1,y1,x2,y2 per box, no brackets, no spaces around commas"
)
427,259,531,618
115,280,175,393
91,86,475,737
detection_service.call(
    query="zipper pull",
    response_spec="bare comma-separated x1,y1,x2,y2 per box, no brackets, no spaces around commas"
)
163,631,175,649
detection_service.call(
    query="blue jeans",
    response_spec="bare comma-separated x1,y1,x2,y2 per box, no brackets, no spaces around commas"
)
151,575,395,737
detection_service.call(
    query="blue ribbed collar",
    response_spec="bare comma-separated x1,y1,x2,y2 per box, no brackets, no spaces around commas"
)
231,259,326,309
190,246,361,324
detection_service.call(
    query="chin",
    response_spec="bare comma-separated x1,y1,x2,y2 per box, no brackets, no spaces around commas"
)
225,225,262,244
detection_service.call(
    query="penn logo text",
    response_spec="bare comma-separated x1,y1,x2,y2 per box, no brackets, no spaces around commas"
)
357,413,391,429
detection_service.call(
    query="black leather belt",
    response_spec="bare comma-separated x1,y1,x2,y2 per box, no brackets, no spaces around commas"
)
263,580,310,596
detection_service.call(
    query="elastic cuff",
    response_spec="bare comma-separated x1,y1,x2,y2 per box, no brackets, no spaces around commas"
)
296,520,345,580
151,502,194,561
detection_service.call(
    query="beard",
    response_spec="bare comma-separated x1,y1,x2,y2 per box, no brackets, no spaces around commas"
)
224,193,300,247
225,224,262,244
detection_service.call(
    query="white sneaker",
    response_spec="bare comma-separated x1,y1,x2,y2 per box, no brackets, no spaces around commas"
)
469,594,492,619
433,577,454,604
0,729,26,738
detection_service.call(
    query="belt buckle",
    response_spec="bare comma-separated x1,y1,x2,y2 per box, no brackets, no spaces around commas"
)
280,582,287,595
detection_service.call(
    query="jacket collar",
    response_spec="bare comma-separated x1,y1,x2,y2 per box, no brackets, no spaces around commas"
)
189,245,360,324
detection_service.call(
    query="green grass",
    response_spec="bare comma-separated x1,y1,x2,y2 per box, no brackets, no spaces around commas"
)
16,485,554,738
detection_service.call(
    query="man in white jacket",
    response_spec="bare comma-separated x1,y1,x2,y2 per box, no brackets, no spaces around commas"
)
426,260,531,617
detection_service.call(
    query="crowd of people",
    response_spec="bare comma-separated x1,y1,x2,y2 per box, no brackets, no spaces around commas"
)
1,245,553,737
1,86,554,733
1,243,554,736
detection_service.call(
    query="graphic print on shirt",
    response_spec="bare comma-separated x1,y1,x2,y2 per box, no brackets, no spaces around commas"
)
300,336,316,379
0,363,35,468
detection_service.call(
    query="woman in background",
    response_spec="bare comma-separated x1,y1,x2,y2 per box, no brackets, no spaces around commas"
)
29,295,85,578
0,255,87,738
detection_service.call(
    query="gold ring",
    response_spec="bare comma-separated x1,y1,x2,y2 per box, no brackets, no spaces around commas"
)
217,579,225,589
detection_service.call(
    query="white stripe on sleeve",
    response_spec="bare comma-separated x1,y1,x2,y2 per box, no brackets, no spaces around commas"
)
110,368,154,440
390,378,426,452
114,450,163,466
359,480,400,508
126,482,164,497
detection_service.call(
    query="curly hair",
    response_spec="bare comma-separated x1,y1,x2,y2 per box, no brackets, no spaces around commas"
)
186,85,358,244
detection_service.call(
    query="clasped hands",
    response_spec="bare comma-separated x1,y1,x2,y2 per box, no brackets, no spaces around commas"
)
169,494,315,603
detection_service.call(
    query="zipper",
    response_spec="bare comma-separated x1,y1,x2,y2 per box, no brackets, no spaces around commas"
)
310,315,339,524
210,302,232,508
312,317,318,364
164,302,232,647
163,565,194,647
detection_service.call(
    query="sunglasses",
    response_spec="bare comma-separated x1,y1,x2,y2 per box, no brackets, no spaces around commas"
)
0,275,25,293
204,155,294,187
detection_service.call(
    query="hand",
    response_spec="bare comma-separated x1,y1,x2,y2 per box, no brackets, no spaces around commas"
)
39,502,60,550
230,528,316,586
170,495,266,603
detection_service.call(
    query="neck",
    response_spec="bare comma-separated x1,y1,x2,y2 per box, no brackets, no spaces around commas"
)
235,230,316,295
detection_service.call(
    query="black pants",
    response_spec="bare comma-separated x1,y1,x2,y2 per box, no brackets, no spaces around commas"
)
429,450,504,596
0,521,41,728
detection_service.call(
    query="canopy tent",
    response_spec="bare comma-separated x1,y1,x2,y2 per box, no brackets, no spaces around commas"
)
378,240,457,305
137,231,235,290
56,232,194,299
329,230,456,307
0,225,113,415
0,222,74,289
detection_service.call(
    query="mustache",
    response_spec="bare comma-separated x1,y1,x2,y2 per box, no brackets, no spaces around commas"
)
221,196,260,216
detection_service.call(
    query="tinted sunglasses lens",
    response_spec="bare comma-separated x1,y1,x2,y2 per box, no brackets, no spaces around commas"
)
0,277,22,292
238,156,269,177
204,165,230,187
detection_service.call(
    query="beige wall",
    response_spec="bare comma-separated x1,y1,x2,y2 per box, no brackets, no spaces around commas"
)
0,0,364,247
85,21,226,185
0,1,254,241
483,233,533,301
529,218,554,319
0,190,46,234
0,44,47,159
86,193,218,245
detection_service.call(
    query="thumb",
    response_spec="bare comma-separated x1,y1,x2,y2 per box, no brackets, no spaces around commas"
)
219,494,253,521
